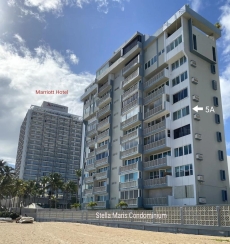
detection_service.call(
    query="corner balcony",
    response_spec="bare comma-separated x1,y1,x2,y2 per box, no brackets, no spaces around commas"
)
80,82,97,101
119,161,142,175
122,68,141,90
143,175,172,189
120,144,142,160
122,55,140,77
121,112,142,130
83,106,99,120
84,176,94,184
97,104,111,120
93,185,109,194
85,163,95,172
144,68,169,92
97,91,112,108
122,82,141,101
143,156,172,171
87,138,97,148
84,189,93,196
94,171,109,181
97,130,110,143
144,86,169,106
143,196,169,207
98,80,112,96
119,178,142,190
143,118,170,136
120,128,142,144
87,150,95,158
144,101,170,122
144,137,171,154
96,143,109,154
95,156,109,168
121,98,142,115
97,117,110,132
87,127,97,137
121,197,142,208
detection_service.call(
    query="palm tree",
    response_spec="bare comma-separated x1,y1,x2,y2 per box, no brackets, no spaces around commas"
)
87,201,97,209
116,201,128,210
71,203,81,210
0,159,7,174
215,22,221,29
47,173,64,208
75,169,82,204
63,181,77,209
39,176,49,198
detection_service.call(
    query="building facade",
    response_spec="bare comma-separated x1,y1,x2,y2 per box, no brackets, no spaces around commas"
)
80,5,229,209
15,101,82,183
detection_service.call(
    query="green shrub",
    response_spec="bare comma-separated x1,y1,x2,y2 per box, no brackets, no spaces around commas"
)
0,211,19,219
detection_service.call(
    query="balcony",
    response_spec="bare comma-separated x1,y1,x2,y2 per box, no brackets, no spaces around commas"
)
122,55,140,77
97,130,110,142
97,117,110,132
85,163,95,172
121,98,141,115
84,176,94,183
94,171,108,180
119,161,142,175
119,179,142,190
84,189,93,196
121,112,142,130
94,201,107,208
97,104,111,119
120,144,142,160
121,197,142,208
96,144,109,154
87,127,97,137
95,157,109,168
93,185,108,194
97,92,112,108
144,119,170,136
80,82,97,101
143,175,172,189
144,86,169,105
144,69,169,91
98,80,112,96
122,82,141,101
144,137,171,154
143,197,168,207
120,128,142,144
143,156,172,171
144,102,170,122
87,151,95,158
122,68,141,90
87,139,96,147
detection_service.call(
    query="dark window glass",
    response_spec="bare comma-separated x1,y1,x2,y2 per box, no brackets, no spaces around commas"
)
212,47,216,62
213,97,219,107
217,132,222,142
222,190,227,201
212,80,217,90
211,64,216,74
220,170,226,181
173,88,188,104
218,150,224,161
174,124,190,139
215,114,220,124
193,34,197,50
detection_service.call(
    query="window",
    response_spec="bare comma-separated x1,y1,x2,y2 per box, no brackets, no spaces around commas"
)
211,64,216,74
222,190,227,201
212,47,216,62
145,63,147,70
218,150,224,161
173,106,189,121
174,124,190,139
193,34,197,50
166,35,183,53
172,71,187,86
174,144,192,157
173,88,188,104
172,56,187,71
220,170,226,181
213,97,219,107
120,172,138,183
175,164,193,178
217,132,222,142
215,114,220,124
212,80,217,90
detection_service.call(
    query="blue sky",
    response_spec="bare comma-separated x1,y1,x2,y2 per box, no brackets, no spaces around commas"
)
0,0,230,165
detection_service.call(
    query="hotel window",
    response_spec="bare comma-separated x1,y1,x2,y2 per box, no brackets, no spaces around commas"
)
213,97,219,107
173,106,189,121
193,34,197,50
218,150,224,161
220,170,226,181
216,132,222,142
174,124,190,139
174,144,192,157
175,164,193,178
222,190,227,201
215,114,220,124
173,88,188,104
212,80,217,90
172,71,187,87
212,47,216,62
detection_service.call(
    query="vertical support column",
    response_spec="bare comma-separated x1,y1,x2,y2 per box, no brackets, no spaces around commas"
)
216,206,221,227
152,207,155,224
180,207,184,225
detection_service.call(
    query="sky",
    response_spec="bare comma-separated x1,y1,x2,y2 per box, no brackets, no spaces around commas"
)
0,0,230,166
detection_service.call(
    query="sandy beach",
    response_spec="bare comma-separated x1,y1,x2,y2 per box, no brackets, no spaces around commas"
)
1,222,230,244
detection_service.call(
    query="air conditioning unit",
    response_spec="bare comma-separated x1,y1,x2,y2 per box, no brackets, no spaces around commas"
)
192,95,199,102
196,153,203,160
194,113,200,121
197,175,204,182
195,133,202,140
191,77,198,84
190,60,196,67
199,197,206,204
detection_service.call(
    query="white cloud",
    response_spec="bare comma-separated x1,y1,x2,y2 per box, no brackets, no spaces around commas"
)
219,0,230,121
189,0,202,13
0,39,94,165
66,49,79,64
14,34,25,43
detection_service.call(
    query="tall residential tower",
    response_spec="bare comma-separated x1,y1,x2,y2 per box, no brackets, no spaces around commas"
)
80,5,229,209
15,101,82,183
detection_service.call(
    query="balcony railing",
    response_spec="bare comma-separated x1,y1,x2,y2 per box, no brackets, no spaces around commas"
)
97,93,111,107
120,129,139,144
144,120,166,136
94,171,108,180
144,138,166,152
123,56,139,74
87,139,96,147
122,83,139,101
121,99,139,114
143,157,171,170
120,146,140,159
87,151,95,158
119,162,139,174
96,144,108,154
84,176,94,183
93,186,107,193
121,113,141,130
84,189,93,196
87,127,97,136
144,69,169,90
121,198,137,205
144,86,166,105
143,197,168,206
97,117,110,131
144,104,163,120
98,81,110,94
85,163,95,172
143,176,171,188
97,130,109,141
94,201,106,207
95,157,109,168
122,69,139,88
97,104,110,119
120,180,138,189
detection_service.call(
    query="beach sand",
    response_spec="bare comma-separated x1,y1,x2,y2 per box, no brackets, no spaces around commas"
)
0,222,230,244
